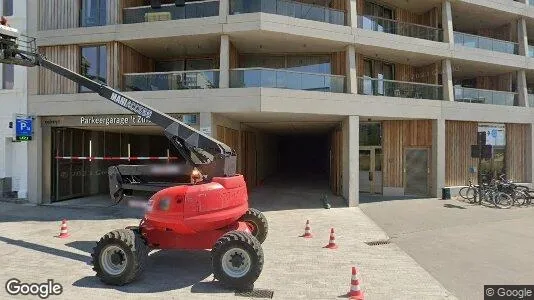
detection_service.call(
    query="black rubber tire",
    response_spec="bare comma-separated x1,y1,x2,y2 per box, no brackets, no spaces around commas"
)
91,229,149,286
212,231,264,291
239,208,268,244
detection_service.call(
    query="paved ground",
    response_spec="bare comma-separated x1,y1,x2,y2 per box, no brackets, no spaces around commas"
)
0,178,454,299
360,196,534,300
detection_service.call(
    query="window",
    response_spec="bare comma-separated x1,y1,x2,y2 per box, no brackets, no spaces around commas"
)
80,45,107,93
2,63,14,89
3,0,13,16
80,0,107,27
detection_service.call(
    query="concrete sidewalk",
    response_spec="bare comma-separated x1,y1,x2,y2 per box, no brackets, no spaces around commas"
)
0,197,454,299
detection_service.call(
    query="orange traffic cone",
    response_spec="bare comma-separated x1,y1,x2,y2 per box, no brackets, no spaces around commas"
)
347,267,364,299
56,219,70,238
323,228,338,249
300,220,313,238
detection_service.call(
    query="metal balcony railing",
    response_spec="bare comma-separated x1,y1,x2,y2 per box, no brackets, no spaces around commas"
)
358,15,443,42
230,0,345,25
454,86,518,106
454,32,519,55
357,77,443,100
123,1,219,24
123,70,220,91
230,68,345,93
80,8,107,27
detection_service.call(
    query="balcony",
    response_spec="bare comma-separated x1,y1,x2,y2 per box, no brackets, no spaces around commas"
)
358,15,443,42
123,70,220,91
357,77,443,100
123,1,219,24
230,68,345,93
529,94,534,107
454,32,518,55
229,0,345,25
454,87,518,106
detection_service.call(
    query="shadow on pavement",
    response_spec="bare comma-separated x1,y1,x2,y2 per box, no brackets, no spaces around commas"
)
65,240,97,254
190,281,234,294
0,236,90,263
73,250,214,293
443,203,467,209
359,194,431,204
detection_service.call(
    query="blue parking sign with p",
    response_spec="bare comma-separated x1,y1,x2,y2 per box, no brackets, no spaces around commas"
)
15,116,33,141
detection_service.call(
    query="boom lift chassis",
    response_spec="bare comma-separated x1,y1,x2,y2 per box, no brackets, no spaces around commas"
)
0,24,267,290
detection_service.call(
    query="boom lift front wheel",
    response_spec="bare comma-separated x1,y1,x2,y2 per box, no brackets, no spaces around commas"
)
91,229,149,286
212,231,264,290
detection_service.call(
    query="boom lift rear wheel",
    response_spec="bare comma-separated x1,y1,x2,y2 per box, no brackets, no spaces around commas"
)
239,208,268,244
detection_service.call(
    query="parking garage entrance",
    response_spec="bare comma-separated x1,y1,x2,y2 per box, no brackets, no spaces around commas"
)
43,114,199,202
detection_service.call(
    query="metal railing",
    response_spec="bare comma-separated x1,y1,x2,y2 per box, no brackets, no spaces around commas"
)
454,32,519,55
80,8,107,27
358,15,443,42
123,1,219,24
357,77,443,100
123,70,220,91
454,86,518,106
230,68,345,93
529,94,534,107
230,0,345,25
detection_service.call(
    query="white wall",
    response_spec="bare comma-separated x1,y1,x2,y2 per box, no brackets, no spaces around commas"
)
0,1,28,198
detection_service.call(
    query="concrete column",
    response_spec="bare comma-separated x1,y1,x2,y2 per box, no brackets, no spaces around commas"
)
342,116,359,207
345,45,357,94
517,70,528,107
442,0,454,44
518,18,529,56
442,59,454,101
27,117,43,204
219,35,230,88
432,119,446,198
347,0,358,28
199,112,213,137
219,0,229,23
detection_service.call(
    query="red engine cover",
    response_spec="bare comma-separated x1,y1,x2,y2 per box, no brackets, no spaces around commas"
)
143,175,249,235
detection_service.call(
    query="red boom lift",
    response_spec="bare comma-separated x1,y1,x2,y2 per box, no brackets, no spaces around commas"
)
0,22,268,290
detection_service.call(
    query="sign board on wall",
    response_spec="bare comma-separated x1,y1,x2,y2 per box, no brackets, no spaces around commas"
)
14,115,33,141
477,123,505,146
41,113,200,128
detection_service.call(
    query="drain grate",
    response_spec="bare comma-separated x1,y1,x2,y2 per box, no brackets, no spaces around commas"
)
235,289,274,298
365,239,391,246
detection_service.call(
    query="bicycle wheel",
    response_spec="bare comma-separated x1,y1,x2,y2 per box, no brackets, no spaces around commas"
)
513,190,528,206
494,192,513,209
459,186,477,203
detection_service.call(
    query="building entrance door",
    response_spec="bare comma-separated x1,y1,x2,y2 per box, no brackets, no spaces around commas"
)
404,148,429,196
359,147,383,194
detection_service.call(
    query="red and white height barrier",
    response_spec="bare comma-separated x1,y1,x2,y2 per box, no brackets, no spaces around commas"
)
55,156,179,161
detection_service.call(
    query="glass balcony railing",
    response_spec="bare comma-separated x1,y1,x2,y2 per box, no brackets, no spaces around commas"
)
454,87,518,106
230,68,345,93
529,45,534,57
454,32,518,55
123,1,219,24
529,94,534,107
357,77,443,100
230,0,345,25
80,8,107,27
123,70,220,91
358,15,443,42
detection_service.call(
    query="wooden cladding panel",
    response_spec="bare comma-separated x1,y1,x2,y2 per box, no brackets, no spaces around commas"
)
330,0,347,11
506,124,529,182
383,120,432,188
414,63,440,84
217,126,239,153
331,51,346,76
477,24,512,41
445,121,478,186
396,7,440,28
476,74,512,92
329,128,343,196
241,131,257,189
229,42,239,69
114,43,154,89
38,45,80,94
39,0,80,30
395,63,415,82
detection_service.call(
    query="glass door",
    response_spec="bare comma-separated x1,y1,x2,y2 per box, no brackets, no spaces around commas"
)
359,147,383,194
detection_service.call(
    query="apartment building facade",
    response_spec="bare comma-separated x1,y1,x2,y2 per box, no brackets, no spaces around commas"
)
0,0,27,199
26,0,534,205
